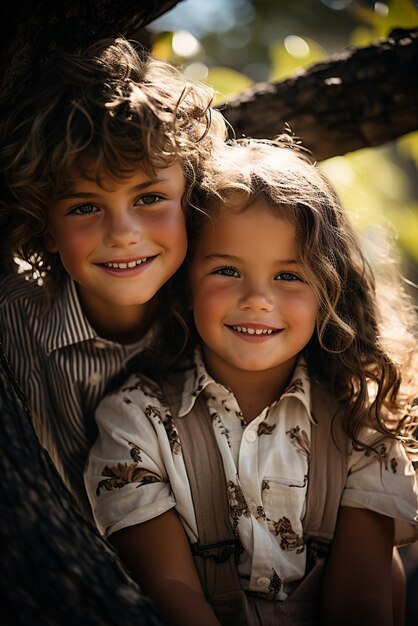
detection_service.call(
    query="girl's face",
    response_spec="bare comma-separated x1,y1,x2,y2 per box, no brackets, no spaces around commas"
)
45,161,187,334
188,201,318,386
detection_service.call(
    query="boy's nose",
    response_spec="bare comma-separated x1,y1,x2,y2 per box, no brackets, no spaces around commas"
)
103,211,142,247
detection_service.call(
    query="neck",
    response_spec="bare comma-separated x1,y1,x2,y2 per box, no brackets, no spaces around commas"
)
78,292,157,345
91,306,154,344
235,374,283,422
202,349,297,423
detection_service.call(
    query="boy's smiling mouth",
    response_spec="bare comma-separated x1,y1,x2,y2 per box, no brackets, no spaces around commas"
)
99,256,156,270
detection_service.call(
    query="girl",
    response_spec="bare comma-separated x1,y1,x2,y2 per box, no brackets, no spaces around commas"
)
85,137,418,625
0,37,227,514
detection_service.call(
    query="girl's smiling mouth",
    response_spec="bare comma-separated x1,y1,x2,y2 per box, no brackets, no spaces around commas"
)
226,324,282,336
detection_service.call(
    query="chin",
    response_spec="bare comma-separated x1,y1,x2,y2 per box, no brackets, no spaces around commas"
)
234,360,276,372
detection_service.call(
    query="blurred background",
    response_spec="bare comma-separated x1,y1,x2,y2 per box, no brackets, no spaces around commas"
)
141,0,418,298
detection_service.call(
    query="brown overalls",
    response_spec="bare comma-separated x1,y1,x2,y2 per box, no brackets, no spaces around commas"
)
162,377,349,626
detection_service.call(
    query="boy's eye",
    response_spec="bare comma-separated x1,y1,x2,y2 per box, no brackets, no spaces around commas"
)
213,267,240,277
136,193,163,206
69,203,98,216
275,272,302,282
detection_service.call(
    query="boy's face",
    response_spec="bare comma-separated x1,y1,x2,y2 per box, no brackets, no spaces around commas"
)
188,201,318,386
46,161,187,328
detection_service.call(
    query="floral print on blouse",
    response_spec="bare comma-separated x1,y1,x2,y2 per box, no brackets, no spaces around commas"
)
85,349,418,599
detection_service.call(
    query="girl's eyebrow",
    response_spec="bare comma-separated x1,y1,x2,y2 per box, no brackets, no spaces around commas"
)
205,254,240,261
205,253,299,264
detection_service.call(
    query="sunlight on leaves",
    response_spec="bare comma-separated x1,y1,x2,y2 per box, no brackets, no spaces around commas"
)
397,131,418,170
349,0,418,41
269,36,328,82
151,32,174,61
204,67,253,104
320,147,418,264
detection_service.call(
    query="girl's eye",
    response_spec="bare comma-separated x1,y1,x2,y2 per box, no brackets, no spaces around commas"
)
213,267,240,278
69,203,98,216
275,272,302,282
136,193,163,206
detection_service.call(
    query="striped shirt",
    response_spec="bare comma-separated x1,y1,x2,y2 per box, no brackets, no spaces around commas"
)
0,270,154,515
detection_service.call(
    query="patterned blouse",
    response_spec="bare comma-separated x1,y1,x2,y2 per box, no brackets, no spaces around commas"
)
85,349,418,599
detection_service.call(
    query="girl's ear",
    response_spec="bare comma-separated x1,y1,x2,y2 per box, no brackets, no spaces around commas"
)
44,232,59,253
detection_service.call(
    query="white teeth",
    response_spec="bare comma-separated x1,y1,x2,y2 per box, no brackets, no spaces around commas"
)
104,258,147,269
232,326,275,335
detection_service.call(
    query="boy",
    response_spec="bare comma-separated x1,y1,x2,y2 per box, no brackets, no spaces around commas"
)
0,37,226,514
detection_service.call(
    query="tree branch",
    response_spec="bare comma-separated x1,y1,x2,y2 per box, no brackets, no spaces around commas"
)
221,27,418,161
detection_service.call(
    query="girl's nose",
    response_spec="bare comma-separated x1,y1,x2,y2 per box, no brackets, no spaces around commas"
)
238,283,275,312
103,210,142,247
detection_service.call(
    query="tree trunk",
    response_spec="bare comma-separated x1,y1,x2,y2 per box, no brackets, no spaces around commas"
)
0,344,167,625
221,27,418,161
0,0,184,105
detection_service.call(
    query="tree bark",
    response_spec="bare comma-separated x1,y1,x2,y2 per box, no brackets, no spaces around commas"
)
221,27,418,161
0,345,167,625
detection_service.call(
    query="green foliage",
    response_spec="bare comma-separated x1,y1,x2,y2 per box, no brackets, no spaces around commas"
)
206,67,253,104
320,143,418,264
269,36,328,82
350,0,418,43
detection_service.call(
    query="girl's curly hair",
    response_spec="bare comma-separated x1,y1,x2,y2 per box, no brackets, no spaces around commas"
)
0,37,227,293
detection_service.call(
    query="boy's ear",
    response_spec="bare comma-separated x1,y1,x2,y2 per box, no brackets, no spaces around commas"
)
44,232,59,253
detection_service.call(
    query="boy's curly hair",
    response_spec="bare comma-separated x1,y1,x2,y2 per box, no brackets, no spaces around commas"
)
0,37,227,292
155,136,418,455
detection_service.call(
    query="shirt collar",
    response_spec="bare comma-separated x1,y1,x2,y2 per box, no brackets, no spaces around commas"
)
179,347,219,416
179,347,314,422
44,278,97,353
43,277,155,354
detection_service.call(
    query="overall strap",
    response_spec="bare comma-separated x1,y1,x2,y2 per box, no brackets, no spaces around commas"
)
160,376,243,600
303,381,349,541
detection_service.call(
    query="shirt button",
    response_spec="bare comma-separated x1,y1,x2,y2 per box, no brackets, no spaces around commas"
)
89,372,102,386
245,430,257,443
94,341,107,349
256,577,270,590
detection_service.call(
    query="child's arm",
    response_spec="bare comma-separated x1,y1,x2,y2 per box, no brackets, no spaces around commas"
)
109,508,221,626
320,506,394,626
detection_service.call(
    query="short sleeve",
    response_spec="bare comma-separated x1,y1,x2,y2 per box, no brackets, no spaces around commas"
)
84,381,176,538
341,435,418,545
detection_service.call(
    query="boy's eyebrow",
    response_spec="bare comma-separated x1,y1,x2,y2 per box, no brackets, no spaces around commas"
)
57,178,169,200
